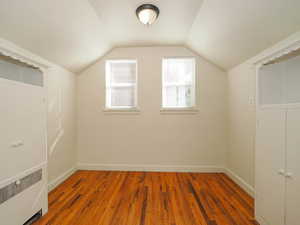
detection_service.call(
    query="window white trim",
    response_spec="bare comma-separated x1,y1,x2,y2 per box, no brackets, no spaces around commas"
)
161,57,196,109
160,107,198,114
105,59,138,110
103,105,140,115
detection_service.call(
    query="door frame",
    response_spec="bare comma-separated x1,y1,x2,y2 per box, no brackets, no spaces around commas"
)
253,35,300,225
0,37,51,214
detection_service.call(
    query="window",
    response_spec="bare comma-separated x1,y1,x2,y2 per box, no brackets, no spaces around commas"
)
105,60,137,109
162,58,196,108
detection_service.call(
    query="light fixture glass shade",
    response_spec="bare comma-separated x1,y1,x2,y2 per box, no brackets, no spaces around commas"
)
136,4,159,25
137,9,157,25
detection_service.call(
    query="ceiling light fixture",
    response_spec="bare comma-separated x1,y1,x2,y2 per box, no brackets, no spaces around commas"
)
136,4,160,25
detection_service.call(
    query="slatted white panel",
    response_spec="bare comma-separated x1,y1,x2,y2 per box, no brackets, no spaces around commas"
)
0,59,43,87
285,55,300,104
259,62,285,105
259,54,300,106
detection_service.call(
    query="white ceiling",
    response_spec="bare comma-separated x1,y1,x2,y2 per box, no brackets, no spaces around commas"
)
187,0,300,70
88,0,202,46
0,0,300,73
0,0,111,72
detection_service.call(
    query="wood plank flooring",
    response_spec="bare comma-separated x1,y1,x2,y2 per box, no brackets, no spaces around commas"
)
34,171,258,225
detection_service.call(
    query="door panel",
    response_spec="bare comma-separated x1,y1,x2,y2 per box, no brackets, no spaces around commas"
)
256,109,286,225
0,78,46,181
286,108,300,225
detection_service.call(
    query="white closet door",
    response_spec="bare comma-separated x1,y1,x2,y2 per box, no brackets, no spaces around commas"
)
0,60,47,225
286,108,300,225
0,78,46,181
256,109,286,225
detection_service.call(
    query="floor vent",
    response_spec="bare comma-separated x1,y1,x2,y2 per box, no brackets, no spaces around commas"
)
23,209,42,225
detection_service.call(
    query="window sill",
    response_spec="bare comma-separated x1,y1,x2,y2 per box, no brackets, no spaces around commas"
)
103,107,141,115
160,107,199,114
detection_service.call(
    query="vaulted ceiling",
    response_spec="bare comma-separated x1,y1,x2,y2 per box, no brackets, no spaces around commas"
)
1,0,300,73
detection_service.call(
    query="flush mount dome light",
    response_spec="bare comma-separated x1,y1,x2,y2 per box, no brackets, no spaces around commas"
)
136,4,160,25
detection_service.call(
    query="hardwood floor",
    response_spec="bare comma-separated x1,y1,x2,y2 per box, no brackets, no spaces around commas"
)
34,171,258,225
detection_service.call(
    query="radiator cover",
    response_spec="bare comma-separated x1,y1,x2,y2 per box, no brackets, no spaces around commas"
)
0,169,42,205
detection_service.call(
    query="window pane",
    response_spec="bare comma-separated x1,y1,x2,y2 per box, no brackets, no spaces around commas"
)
162,58,195,108
163,58,194,84
110,87,135,107
163,61,179,83
164,86,177,107
106,60,137,109
178,86,192,107
111,62,136,84
163,86,192,107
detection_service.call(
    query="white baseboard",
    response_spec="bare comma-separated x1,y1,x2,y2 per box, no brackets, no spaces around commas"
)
48,164,254,199
77,163,225,173
224,168,254,197
255,213,269,225
48,167,76,192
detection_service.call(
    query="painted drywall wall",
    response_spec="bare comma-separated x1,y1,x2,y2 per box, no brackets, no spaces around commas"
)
47,66,77,189
227,63,256,188
77,46,228,170
227,31,300,189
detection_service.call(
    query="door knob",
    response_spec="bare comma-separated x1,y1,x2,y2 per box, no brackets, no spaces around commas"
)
285,172,293,178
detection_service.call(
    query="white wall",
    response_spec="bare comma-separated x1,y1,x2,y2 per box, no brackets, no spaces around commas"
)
77,46,228,171
227,63,256,188
227,31,300,190
46,66,77,190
